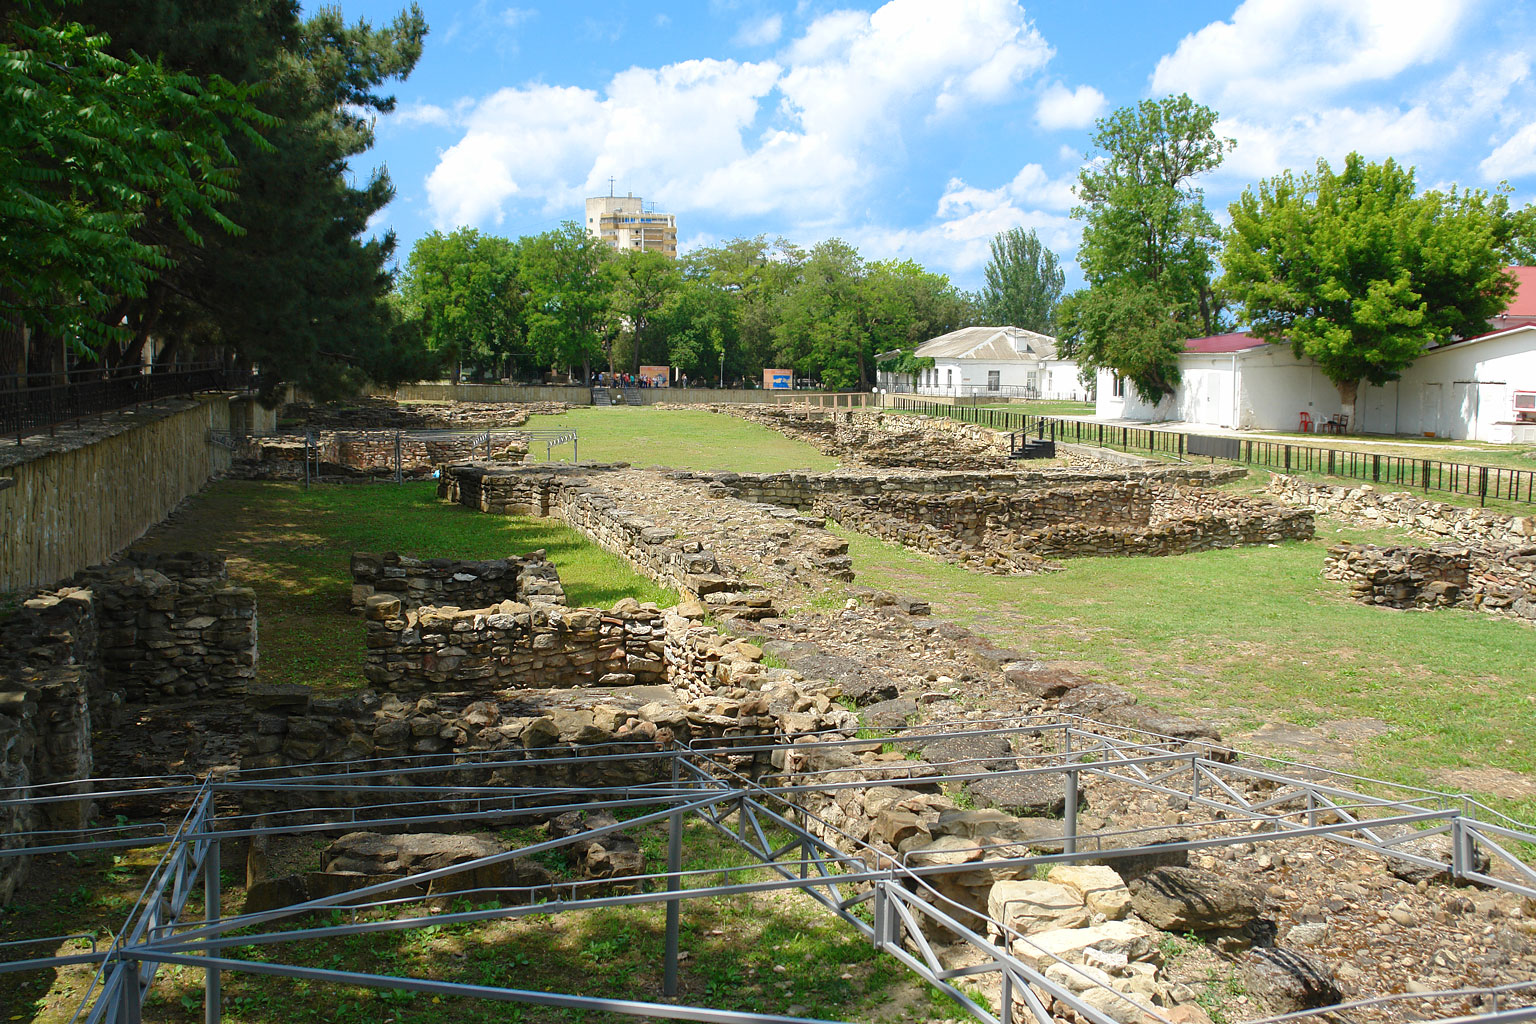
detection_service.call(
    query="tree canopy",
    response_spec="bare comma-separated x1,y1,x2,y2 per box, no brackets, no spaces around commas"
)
980,228,1064,336
0,1,269,373
1223,153,1518,420
1064,94,1234,402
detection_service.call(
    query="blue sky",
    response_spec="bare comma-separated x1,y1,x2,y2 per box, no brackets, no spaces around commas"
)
324,0,1536,290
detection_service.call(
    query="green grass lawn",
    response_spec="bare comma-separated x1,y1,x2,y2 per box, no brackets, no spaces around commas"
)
971,400,1097,416
133,481,674,692
834,523,1536,820
523,406,839,472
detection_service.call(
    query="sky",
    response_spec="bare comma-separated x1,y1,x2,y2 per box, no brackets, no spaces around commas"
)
321,0,1536,291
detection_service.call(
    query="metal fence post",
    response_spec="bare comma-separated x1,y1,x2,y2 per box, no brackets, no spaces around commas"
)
663,806,683,996
1063,769,1078,856
205,834,221,1024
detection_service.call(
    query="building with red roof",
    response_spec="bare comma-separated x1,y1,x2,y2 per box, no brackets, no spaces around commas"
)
1094,269,1536,442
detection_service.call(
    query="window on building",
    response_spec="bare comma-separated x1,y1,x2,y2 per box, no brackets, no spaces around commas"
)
987,370,1000,392
1112,376,1126,398
946,369,953,389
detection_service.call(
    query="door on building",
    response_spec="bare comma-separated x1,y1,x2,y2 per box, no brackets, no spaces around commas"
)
1420,383,1442,437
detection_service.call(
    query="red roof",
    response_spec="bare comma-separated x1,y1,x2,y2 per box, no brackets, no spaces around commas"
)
1183,332,1266,354
1506,266,1536,317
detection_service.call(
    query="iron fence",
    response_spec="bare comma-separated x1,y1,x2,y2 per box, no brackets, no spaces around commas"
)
0,363,229,443
894,398,1536,506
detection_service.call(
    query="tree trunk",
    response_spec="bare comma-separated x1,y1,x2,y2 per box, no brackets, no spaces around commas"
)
1335,378,1359,433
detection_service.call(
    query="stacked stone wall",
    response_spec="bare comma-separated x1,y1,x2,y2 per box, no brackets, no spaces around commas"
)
68,553,257,701
440,464,772,616
1267,476,1535,545
708,465,1245,511
350,551,566,612
1324,542,1536,624
242,606,856,814
813,479,1312,575
231,431,527,481
0,589,96,903
362,596,672,691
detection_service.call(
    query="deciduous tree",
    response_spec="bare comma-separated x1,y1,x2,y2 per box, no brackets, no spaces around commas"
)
980,228,1063,335
1223,154,1517,426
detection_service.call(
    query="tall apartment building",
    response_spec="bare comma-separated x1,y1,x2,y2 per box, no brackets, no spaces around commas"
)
584,193,677,258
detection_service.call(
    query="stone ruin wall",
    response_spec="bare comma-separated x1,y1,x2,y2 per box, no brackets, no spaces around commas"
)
0,589,96,903
231,431,527,481
1324,542,1536,624
0,552,256,901
706,404,1015,468
439,464,777,618
1267,475,1535,545
705,464,1247,510
361,596,671,692
350,551,566,612
69,552,257,701
703,468,1310,576
241,602,856,815
1268,476,1536,625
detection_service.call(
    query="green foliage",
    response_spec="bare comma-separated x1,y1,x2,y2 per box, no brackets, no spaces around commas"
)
981,227,1064,336
0,1,270,362
520,222,614,379
74,0,430,398
772,238,869,389
1067,93,1235,399
1223,153,1518,418
608,249,680,374
398,227,522,376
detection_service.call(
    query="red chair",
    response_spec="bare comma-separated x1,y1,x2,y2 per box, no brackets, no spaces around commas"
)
1298,411,1312,433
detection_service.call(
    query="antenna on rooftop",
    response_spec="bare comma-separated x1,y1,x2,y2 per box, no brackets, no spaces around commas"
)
607,176,615,197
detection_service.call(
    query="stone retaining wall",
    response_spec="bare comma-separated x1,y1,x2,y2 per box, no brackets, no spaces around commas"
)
1324,542,1536,623
0,395,233,593
350,551,566,612
1267,476,1535,545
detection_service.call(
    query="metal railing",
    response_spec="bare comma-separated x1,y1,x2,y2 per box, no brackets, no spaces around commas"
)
0,363,229,443
892,400,1536,506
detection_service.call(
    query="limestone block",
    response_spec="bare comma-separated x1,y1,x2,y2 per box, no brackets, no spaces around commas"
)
988,879,1090,935
1048,864,1132,920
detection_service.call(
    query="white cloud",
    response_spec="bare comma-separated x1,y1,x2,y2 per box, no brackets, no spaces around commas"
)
1482,121,1536,181
390,101,457,128
1151,0,1470,113
1034,82,1105,130
734,13,782,46
441,2,538,53
425,0,1055,229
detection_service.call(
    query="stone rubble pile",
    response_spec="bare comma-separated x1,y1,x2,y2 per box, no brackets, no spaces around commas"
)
350,550,565,612
231,430,527,481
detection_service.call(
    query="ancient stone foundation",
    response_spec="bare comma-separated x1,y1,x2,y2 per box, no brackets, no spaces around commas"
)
439,464,776,618
231,430,527,481
1268,475,1535,545
350,550,566,612
1325,542,1536,624
241,603,856,814
0,552,258,901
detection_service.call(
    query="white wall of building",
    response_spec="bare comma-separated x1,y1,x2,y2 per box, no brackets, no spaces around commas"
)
914,358,1087,398
1094,330,1536,441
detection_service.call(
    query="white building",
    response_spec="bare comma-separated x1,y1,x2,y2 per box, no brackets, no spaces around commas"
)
1094,327,1536,443
584,193,677,258
892,326,1087,400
